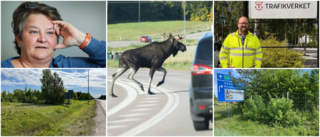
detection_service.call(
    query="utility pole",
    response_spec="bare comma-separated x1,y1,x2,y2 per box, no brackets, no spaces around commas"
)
184,1,186,44
138,0,140,40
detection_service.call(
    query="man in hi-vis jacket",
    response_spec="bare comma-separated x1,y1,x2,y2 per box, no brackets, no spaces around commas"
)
219,16,263,68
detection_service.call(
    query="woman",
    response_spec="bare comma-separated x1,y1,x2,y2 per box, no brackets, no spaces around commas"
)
1,2,106,68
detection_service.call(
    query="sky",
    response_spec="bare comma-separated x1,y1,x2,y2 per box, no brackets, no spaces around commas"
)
1,69,106,98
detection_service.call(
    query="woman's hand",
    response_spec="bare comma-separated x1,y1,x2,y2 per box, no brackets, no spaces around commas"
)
52,20,87,49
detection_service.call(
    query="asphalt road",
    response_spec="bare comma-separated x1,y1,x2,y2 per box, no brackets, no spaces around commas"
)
292,48,318,68
108,31,211,48
93,99,106,136
107,68,212,136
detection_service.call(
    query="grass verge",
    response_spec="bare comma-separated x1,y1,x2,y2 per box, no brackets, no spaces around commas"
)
1,100,96,136
214,104,318,136
107,45,196,70
108,21,212,41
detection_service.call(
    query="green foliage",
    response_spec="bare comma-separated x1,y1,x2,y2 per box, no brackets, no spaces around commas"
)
73,92,78,100
215,104,318,136
2,88,42,104
307,41,317,47
242,94,266,121
40,69,65,104
1,100,96,136
76,92,94,100
259,35,304,68
266,97,300,127
234,69,319,107
108,1,212,24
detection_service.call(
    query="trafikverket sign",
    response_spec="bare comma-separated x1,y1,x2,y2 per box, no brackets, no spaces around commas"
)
249,1,317,19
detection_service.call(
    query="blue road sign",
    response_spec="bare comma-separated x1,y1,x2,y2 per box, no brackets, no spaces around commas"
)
217,73,245,102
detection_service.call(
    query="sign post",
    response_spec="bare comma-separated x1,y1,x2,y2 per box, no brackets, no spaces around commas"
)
217,73,245,118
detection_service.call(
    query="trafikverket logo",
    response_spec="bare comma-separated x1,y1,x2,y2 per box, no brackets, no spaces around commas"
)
255,1,263,11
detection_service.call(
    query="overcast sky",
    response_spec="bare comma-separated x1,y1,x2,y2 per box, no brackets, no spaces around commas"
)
1,69,106,98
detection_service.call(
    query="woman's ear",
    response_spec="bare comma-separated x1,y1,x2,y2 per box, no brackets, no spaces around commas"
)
15,34,21,47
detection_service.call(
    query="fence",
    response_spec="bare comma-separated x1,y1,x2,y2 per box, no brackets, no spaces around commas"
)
289,92,319,111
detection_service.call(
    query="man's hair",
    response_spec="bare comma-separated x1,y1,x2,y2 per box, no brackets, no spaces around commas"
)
12,1,62,55
238,16,248,23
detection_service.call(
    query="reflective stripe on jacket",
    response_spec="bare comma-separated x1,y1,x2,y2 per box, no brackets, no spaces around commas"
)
219,31,263,68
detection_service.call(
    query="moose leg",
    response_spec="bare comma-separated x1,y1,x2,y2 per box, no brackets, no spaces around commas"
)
128,68,144,91
156,67,167,87
110,67,128,97
147,67,157,95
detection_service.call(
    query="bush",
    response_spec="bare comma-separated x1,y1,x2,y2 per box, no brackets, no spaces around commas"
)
241,94,301,127
307,41,317,47
267,97,300,126
242,94,266,121
260,35,304,68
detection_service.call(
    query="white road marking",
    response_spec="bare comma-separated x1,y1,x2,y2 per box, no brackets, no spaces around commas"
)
108,125,128,129
120,113,147,118
107,79,138,117
108,118,139,124
130,108,153,112
135,104,158,107
140,100,159,103
120,81,180,136
107,78,180,136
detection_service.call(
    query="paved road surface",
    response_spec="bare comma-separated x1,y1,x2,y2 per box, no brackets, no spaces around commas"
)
93,99,106,136
292,48,318,68
107,68,212,136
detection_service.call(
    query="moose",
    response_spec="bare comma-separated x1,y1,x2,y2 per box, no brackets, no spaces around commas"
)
110,33,187,97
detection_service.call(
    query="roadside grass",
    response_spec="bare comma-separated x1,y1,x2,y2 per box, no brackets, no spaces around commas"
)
214,104,318,136
108,21,212,41
107,45,196,70
1,100,96,136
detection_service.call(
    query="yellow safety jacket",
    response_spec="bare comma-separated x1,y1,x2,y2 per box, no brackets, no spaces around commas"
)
219,31,263,68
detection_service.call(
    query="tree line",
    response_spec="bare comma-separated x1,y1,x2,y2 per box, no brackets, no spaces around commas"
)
108,1,212,24
1,69,93,105
214,1,317,45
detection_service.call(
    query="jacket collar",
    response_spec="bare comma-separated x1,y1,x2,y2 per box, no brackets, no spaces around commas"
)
235,30,252,37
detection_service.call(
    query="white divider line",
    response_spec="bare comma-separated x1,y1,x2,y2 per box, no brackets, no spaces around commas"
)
135,104,158,108
107,78,138,117
108,125,128,130
130,108,153,112
140,100,159,103
108,118,139,124
126,82,149,95
120,82,180,136
120,113,147,118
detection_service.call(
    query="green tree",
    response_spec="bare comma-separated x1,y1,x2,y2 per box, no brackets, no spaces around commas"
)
1,90,7,102
40,69,65,104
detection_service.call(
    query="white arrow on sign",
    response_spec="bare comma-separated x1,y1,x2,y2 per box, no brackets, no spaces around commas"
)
219,85,223,93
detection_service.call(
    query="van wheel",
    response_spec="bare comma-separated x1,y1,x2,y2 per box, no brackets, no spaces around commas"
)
193,118,209,130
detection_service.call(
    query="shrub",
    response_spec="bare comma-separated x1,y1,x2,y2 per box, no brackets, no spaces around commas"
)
307,41,317,47
266,97,300,126
242,94,266,121
260,35,304,68
241,94,301,127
